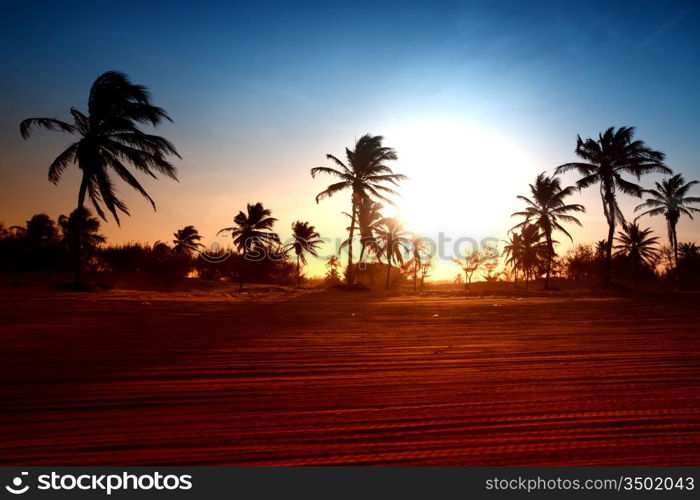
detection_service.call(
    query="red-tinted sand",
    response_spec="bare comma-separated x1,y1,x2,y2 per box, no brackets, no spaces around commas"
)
0,288,698,465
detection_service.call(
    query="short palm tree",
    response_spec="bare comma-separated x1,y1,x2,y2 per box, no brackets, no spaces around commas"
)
614,222,660,288
218,202,280,292
634,173,699,266
325,255,342,283
375,217,410,290
311,134,404,284
511,173,585,288
409,234,431,291
173,225,203,255
20,71,180,285
58,208,106,266
286,221,324,288
502,231,523,285
555,126,670,285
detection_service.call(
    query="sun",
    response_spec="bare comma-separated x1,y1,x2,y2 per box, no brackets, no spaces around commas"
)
385,119,537,279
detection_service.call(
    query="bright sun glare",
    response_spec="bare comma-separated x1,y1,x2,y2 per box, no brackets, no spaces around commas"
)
386,120,537,279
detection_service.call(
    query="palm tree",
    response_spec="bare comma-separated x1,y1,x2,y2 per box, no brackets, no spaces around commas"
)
341,196,385,281
502,231,523,286
634,174,700,266
58,208,106,263
173,225,203,255
375,217,410,290
286,221,323,289
20,71,180,285
511,173,585,288
218,202,280,292
555,126,670,285
325,255,342,283
409,234,431,291
311,134,404,284
18,214,58,247
614,222,660,289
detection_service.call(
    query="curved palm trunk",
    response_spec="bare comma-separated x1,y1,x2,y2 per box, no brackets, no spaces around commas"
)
545,231,554,289
602,189,616,286
413,256,418,292
296,254,301,289
354,243,367,285
668,219,680,288
385,259,391,290
239,249,245,293
346,204,357,285
73,176,88,286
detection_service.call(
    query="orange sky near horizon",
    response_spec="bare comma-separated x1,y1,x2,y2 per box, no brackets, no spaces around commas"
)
2,117,698,281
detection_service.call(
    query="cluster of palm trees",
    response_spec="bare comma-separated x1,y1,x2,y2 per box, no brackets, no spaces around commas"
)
311,134,433,290
17,71,700,291
507,127,699,288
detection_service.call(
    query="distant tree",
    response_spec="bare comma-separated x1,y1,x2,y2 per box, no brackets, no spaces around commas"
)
20,71,180,285
311,134,404,284
285,221,323,289
173,225,203,255
218,202,280,292
376,217,410,290
409,234,432,291
635,173,699,269
453,246,499,291
556,126,669,285
511,173,584,288
325,255,342,285
614,222,660,289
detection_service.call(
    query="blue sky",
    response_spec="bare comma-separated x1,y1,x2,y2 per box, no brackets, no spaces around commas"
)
1,0,699,277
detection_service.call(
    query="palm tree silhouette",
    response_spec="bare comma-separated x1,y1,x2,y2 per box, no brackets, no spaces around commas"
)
341,196,385,281
409,234,431,292
503,231,524,286
20,71,180,285
325,255,342,283
218,202,280,292
555,126,669,285
614,222,660,289
172,225,203,255
376,217,410,290
286,221,323,289
511,173,585,288
58,208,106,258
634,174,699,267
311,134,404,284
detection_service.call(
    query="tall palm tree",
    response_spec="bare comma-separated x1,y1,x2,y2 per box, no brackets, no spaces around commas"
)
286,221,323,289
20,71,180,285
375,217,410,290
311,134,404,284
634,174,700,266
555,126,670,285
173,225,203,255
218,202,280,292
502,231,523,286
614,222,660,289
511,173,585,288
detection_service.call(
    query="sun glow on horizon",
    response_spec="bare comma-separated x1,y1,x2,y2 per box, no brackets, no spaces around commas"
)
383,119,538,279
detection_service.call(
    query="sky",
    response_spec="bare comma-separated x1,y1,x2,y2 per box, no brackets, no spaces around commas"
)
1,0,699,279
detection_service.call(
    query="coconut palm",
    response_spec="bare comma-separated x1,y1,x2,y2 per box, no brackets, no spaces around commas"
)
218,202,280,292
555,126,670,285
285,221,323,288
511,173,585,288
172,225,203,255
634,174,700,266
341,196,385,281
20,71,179,285
325,255,342,283
311,134,404,284
614,222,660,288
58,208,106,263
375,217,410,290
409,234,431,291
502,231,524,285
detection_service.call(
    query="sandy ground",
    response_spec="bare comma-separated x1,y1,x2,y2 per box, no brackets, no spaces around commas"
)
0,286,698,465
